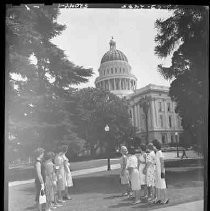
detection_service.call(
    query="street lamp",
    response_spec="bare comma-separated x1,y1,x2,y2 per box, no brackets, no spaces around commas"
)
175,132,179,157
105,124,111,171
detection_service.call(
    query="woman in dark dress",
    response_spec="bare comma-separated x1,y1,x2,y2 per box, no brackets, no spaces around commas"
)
34,148,45,211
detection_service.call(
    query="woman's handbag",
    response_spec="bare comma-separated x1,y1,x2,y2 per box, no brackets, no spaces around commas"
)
39,189,46,204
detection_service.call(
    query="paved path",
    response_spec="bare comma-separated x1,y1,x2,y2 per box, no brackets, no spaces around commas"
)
153,200,203,211
9,163,121,187
9,163,203,187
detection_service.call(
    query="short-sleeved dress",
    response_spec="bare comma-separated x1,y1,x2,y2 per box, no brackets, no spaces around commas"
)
126,155,141,191
155,150,166,189
34,159,45,202
44,160,55,202
146,151,156,187
62,154,73,187
138,153,147,185
120,155,130,185
54,154,65,191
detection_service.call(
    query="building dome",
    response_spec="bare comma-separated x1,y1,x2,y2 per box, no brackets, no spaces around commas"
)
95,38,137,98
101,50,128,64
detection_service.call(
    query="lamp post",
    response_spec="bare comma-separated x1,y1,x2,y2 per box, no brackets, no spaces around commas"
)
105,124,111,171
175,132,179,157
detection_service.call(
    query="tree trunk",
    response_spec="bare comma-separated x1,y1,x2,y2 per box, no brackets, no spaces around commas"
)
90,145,96,157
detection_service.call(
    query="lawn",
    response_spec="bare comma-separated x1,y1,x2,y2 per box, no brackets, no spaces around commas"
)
9,166,203,211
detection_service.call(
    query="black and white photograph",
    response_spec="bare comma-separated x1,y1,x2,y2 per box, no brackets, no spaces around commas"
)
5,3,208,211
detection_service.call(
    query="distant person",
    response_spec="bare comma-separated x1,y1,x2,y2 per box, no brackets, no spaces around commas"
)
181,148,188,159
34,148,45,211
119,146,131,197
138,144,147,200
145,143,156,202
61,145,73,200
126,148,141,204
152,139,169,204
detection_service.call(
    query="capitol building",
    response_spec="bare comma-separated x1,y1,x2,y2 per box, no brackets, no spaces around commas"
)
95,38,183,144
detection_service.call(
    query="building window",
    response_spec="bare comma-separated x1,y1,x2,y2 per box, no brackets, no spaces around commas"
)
169,116,172,128
115,68,117,73
159,115,164,128
123,68,125,73
129,110,132,118
120,68,121,73
167,103,171,112
171,134,174,143
161,134,166,144
111,68,113,74
107,69,109,74
158,102,162,112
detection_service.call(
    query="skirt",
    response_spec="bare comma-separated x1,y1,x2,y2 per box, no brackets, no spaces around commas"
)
120,169,130,185
139,165,146,186
130,169,141,191
35,178,41,202
57,168,66,191
155,169,166,189
65,171,73,187
146,166,155,187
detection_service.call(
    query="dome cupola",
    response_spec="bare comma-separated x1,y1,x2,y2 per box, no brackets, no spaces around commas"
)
95,38,137,98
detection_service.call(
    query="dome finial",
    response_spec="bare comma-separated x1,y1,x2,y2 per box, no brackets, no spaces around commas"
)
109,37,116,51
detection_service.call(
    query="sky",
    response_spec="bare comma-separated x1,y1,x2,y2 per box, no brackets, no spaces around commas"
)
52,8,174,90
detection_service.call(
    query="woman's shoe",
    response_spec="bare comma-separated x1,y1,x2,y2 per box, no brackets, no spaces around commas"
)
160,199,169,204
57,200,65,203
54,203,63,207
132,200,141,205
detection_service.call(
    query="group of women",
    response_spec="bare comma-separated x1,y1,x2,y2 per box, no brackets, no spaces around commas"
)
34,145,73,211
120,139,169,205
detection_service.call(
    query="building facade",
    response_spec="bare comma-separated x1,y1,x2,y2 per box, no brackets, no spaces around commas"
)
95,38,137,98
127,84,183,144
95,39,183,145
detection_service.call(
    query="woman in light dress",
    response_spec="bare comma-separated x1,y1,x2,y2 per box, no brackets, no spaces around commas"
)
44,152,57,210
54,146,66,203
61,145,73,200
119,146,131,196
126,148,141,204
145,143,156,202
138,144,147,199
34,148,45,211
152,139,169,204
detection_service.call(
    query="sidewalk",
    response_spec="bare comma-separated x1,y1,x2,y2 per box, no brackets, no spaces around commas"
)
153,200,203,211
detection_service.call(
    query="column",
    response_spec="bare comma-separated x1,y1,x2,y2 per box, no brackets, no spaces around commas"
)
108,79,111,90
151,99,156,129
134,104,138,128
137,103,140,130
113,78,116,90
119,78,121,90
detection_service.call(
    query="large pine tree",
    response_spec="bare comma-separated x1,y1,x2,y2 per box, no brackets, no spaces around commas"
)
154,6,208,154
6,4,93,157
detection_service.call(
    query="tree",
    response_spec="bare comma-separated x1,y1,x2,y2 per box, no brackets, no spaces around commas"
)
6,4,93,156
71,88,134,156
154,6,208,154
